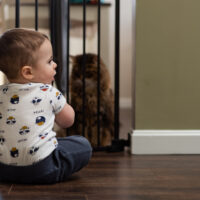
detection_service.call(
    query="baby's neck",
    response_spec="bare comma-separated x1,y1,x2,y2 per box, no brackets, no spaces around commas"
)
8,78,31,84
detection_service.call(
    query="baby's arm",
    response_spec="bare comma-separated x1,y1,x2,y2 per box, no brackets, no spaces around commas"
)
55,103,75,128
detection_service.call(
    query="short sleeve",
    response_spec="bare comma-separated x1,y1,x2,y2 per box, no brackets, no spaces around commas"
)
50,86,66,114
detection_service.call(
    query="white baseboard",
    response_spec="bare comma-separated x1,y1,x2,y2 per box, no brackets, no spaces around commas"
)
120,98,132,108
131,130,200,154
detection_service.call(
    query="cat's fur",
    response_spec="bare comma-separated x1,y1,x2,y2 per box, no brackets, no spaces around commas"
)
68,53,114,147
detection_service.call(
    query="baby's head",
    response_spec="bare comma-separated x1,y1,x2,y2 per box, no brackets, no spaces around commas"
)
0,28,56,84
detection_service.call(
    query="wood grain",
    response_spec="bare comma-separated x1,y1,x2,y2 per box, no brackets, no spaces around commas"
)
1,152,200,200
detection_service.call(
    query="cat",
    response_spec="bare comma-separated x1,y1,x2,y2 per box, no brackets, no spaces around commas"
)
68,53,114,147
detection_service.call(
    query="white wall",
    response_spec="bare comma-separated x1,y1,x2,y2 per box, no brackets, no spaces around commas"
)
104,0,133,108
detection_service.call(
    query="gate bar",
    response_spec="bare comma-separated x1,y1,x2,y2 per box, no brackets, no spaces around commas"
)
97,0,101,146
82,0,86,137
66,0,70,136
49,0,68,94
35,0,38,30
66,0,70,102
114,0,120,140
15,0,20,28
50,0,55,49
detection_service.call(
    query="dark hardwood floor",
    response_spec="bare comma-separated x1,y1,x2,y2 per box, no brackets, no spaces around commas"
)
1,109,200,200
1,152,200,200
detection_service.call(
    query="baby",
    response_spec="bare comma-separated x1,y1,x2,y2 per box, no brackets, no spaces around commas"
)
0,28,92,184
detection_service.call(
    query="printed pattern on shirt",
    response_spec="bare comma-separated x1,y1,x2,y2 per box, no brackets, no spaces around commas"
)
0,83,66,166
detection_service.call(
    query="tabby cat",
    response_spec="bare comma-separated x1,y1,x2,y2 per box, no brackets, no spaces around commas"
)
68,53,114,147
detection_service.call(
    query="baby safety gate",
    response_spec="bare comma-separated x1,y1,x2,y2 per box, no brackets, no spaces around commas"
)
14,0,130,152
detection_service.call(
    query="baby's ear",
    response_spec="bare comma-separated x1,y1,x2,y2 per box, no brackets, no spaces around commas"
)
21,66,34,80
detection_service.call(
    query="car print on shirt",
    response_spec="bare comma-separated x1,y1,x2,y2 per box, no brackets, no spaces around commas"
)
10,95,19,104
19,126,30,135
54,139,58,148
10,147,19,158
40,85,49,92
0,137,5,145
35,116,46,126
56,92,62,100
6,116,16,125
39,132,48,139
29,146,39,155
31,97,42,105
2,87,8,94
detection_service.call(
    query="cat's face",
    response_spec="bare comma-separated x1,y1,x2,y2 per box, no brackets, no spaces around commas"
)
70,53,111,91
71,54,98,79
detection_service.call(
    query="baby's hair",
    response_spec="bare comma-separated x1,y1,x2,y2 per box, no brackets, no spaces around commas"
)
0,28,48,79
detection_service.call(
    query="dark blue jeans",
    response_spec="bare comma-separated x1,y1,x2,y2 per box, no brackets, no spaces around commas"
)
0,136,92,184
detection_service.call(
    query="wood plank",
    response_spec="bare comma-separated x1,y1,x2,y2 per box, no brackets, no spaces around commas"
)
2,193,86,200
0,184,13,197
2,152,200,200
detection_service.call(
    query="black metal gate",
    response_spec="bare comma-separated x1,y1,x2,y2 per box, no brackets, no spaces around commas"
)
14,0,130,152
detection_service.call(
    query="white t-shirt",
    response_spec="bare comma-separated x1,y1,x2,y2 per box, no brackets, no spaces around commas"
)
0,83,66,166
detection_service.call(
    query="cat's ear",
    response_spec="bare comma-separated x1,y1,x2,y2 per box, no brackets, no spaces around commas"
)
69,55,75,63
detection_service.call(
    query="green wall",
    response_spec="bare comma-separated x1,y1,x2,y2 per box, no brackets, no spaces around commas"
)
136,0,200,129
